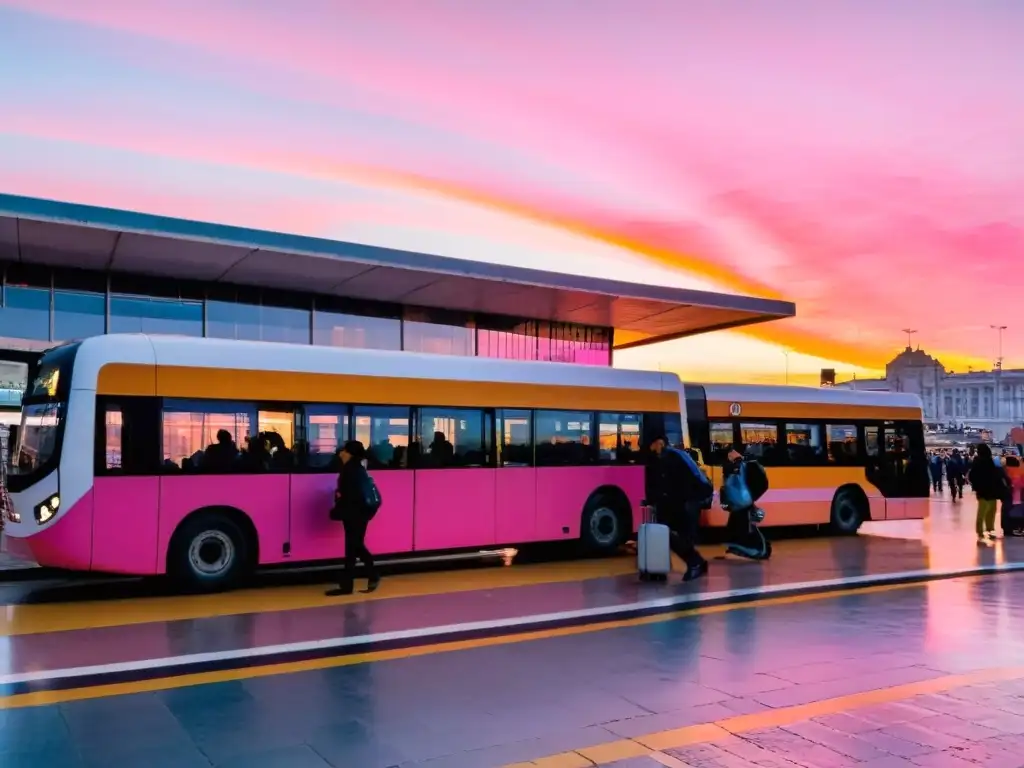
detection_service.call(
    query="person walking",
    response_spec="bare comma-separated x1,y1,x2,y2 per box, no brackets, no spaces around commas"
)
946,449,966,501
647,435,712,582
968,443,1011,544
929,451,945,493
326,440,382,596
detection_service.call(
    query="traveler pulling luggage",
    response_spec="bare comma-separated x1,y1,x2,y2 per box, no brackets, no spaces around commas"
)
721,451,772,560
645,436,714,582
637,502,671,581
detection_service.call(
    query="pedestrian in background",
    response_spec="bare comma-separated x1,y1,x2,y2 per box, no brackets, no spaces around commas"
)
968,443,1011,544
929,451,945,493
946,449,966,501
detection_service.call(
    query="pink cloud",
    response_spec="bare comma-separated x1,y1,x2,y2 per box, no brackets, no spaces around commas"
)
2,0,1024,369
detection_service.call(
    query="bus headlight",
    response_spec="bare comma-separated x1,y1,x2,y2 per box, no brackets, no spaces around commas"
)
34,495,59,524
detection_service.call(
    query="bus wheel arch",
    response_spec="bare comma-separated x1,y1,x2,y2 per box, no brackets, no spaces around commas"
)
167,506,259,592
580,486,631,554
830,485,868,535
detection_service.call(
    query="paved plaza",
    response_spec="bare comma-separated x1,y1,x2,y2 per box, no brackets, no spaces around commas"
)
1,496,1023,767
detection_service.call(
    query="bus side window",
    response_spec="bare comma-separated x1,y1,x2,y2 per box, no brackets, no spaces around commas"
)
97,397,161,475
353,406,410,469
708,422,735,465
497,409,533,467
161,400,257,474
296,405,349,472
598,413,642,464
829,424,861,465
101,405,124,473
785,423,827,465
416,407,491,468
534,410,593,467
862,425,880,459
739,423,781,465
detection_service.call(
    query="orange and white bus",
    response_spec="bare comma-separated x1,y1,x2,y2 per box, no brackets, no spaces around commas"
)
3,335,927,590
682,384,929,532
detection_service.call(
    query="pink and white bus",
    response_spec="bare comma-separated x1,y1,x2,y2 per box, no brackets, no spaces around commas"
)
3,335,686,589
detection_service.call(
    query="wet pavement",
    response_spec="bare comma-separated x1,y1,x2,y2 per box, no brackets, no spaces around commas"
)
2,497,1024,767
3,522,1021,691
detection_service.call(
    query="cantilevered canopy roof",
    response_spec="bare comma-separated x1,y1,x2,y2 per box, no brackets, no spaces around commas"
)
0,193,794,349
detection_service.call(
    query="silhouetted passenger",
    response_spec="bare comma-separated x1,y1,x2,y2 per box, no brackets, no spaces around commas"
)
241,434,271,473
374,439,395,466
326,440,381,596
202,430,238,473
429,431,455,467
264,431,293,470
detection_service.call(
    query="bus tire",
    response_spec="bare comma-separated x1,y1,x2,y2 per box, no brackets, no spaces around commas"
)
580,492,627,554
169,511,251,592
830,488,866,535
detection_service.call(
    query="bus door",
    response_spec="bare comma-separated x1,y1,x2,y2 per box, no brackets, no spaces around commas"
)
881,421,929,498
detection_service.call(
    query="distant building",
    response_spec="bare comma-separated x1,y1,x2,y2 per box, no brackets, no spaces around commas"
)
836,346,1024,437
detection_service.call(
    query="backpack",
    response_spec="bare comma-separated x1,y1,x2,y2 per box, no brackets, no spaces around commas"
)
667,446,714,500
359,466,383,518
743,460,769,503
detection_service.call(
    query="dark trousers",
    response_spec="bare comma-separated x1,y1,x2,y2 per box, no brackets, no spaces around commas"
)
339,517,377,588
668,501,705,570
725,507,761,551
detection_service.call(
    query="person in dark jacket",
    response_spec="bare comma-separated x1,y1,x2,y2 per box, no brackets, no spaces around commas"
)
929,452,945,492
326,440,381,596
946,450,966,501
968,443,1011,544
723,450,771,559
648,435,710,582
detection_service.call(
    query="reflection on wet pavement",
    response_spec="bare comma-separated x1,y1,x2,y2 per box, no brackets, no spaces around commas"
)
3,500,1024,767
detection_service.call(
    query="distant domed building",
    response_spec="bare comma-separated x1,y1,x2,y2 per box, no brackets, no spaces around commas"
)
837,346,1024,438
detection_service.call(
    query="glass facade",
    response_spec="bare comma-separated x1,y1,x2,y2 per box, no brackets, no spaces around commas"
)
403,310,476,357
54,290,106,342
312,310,401,351
0,263,613,366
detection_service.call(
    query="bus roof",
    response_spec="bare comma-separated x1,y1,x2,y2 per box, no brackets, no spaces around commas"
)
70,333,683,395
699,383,923,411
0,193,795,350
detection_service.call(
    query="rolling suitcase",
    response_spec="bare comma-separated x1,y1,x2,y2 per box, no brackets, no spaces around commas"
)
637,502,671,582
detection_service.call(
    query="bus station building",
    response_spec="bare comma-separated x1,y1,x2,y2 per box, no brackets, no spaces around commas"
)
0,192,795,410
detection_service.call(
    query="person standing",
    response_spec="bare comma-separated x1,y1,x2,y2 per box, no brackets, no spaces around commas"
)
968,443,1011,544
946,449,966,501
326,440,381,596
647,435,712,582
929,451,945,493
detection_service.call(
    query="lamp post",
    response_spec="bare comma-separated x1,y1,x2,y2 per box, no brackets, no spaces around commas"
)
992,324,1007,422
783,349,790,385
991,325,1007,370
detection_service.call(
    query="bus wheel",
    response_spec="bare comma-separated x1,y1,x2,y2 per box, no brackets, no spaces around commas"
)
169,512,250,592
830,488,865,535
580,494,625,554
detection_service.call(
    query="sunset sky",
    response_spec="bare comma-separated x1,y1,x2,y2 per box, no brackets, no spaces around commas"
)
1,1,1022,385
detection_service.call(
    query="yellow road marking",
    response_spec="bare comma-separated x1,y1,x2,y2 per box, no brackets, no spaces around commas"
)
1,578,932,709
507,664,1024,766
0,558,636,636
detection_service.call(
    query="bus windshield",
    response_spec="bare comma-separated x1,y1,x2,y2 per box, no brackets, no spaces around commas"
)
11,401,65,475
5,342,78,487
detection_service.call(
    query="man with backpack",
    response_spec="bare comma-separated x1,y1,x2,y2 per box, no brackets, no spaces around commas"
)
722,449,772,560
648,435,714,582
326,440,382,596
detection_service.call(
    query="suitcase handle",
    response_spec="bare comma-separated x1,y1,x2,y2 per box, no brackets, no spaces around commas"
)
641,502,658,525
